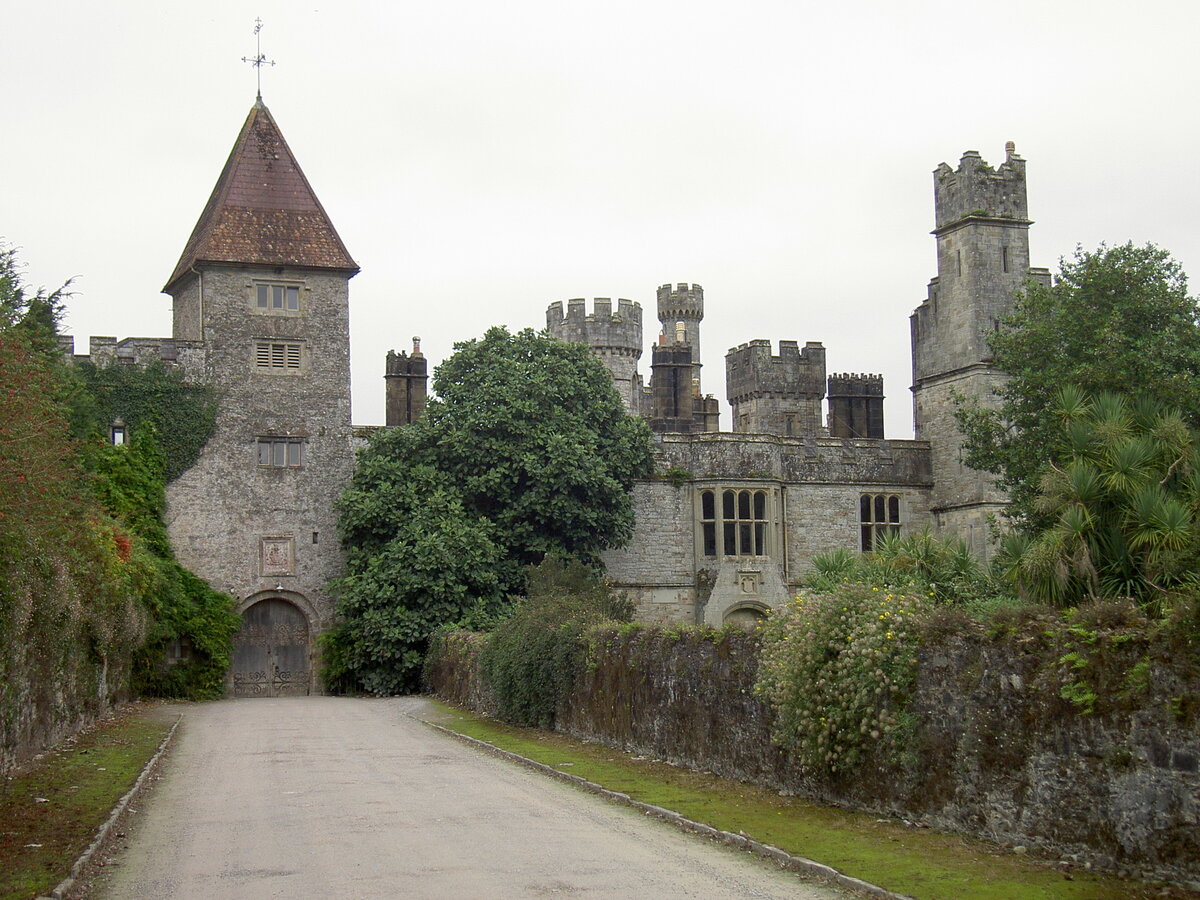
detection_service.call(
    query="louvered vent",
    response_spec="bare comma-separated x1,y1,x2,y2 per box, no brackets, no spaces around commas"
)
255,341,303,371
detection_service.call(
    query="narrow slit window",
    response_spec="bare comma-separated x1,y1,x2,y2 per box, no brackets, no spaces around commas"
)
700,490,717,557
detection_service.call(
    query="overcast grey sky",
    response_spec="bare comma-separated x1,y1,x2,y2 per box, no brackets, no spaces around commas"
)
5,1,1198,433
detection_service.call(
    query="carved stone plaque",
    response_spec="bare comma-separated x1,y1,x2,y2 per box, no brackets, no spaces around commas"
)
260,536,295,577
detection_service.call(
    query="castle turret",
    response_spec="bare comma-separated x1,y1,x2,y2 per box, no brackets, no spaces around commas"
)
827,373,884,439
910,143,1050,555
726,339,826,436
385,337,428,426
547,298,643,411
657,283,703,367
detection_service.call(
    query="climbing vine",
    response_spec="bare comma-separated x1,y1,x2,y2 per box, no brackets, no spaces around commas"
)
76,359,218,481
87,435,240,700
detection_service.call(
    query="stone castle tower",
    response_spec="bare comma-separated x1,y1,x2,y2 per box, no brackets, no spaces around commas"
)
657,283,704,365
546,293,718,431
546,298,644,410
162,98,359,696
910,143,1049,554
725,339,828,436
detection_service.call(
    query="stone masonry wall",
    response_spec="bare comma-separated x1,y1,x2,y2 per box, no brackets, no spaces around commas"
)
432,627,1200,886
912,369,1008,540
602,434,935,624
602,481,696,623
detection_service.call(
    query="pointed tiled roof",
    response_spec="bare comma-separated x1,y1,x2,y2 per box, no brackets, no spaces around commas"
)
164,99,358,293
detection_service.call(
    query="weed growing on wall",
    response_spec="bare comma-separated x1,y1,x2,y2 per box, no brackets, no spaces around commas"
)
755,582,932,774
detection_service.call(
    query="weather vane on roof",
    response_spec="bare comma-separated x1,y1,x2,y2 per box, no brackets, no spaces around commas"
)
241,18,276,101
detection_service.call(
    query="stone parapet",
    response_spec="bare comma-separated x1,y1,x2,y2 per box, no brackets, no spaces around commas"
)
934,142,1029,230
653,431,931,486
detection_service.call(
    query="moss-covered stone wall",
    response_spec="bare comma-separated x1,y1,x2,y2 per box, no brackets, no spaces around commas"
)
430,624,1199,886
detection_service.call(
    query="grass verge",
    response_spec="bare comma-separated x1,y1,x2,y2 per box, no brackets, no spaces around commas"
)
424,700,1193,900
0,703,175,900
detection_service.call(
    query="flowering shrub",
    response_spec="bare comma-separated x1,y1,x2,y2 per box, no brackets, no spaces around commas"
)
755,582,931,774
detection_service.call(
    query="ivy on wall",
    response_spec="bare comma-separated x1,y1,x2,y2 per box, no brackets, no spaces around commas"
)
76,360,218,482
0,334,149,769
87,435,240,700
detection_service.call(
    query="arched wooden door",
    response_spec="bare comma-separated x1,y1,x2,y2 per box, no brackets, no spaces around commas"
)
230,597,311,697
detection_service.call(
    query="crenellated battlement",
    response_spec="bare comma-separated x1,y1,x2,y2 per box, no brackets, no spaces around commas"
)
60,334,187,368
547,296,645,411
656,282,704,367
724,338,826,437
934,142,1029,231
726,339,826,402
828,372,884,396
546,297,643,357
656,282,704,321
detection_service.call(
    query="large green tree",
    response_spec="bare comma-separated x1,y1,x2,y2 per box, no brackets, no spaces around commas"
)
329,326,655,693
957,242,1200,526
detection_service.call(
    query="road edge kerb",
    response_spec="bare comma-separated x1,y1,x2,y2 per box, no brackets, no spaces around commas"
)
414,715,912,900
39,711,183,900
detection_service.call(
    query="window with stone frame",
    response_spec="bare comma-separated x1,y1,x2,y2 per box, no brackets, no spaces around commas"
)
700,487,772,557
253,282,301,314
860,493,901,551
257,436,304,468
255,341,304,372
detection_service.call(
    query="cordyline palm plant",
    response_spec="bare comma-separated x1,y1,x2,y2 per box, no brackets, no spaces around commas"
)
999,387,1200,607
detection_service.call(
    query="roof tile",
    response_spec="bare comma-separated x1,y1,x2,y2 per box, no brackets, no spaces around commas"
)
165,101,358,292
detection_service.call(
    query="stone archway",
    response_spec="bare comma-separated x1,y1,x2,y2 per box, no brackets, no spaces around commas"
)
230,596,312,697
722,602,769,630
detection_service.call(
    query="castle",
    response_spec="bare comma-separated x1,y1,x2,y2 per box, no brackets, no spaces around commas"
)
62,98,1044,692
539,145,1049,627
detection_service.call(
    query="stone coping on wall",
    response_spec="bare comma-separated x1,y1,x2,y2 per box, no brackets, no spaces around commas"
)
653,431,933,486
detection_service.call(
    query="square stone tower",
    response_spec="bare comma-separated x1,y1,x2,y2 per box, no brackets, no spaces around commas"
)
162,98,359,696
910,143,1049,554
726,339,827,436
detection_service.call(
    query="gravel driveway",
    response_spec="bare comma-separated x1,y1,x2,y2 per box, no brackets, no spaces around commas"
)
93,696,846,899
